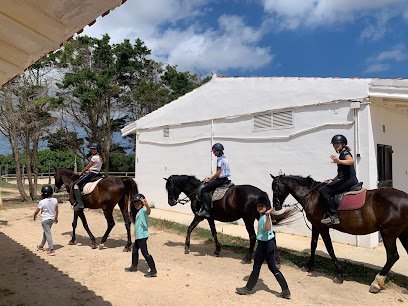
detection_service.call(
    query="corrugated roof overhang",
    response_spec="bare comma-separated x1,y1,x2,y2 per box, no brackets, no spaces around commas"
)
0,0,126,88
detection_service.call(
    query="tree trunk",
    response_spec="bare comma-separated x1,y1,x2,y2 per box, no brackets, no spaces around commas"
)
4,90,30,201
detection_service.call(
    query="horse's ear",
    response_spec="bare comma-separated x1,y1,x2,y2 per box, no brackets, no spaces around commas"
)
163,178,168,181
270,174,276,179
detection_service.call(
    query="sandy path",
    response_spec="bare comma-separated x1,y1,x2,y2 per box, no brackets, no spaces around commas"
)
0,202,407,306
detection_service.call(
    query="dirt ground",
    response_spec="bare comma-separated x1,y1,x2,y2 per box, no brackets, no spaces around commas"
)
0,200,407,306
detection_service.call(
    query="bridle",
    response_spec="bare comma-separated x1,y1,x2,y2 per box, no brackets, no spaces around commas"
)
167,177,196,205
273,177,321,231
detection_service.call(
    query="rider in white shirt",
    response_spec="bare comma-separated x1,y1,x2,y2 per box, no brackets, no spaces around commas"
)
73,142,103,211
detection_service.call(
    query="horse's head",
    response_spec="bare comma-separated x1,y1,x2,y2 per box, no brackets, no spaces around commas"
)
54,168,64,192
164,175,183,206
54,168,76,193
270,174,291,211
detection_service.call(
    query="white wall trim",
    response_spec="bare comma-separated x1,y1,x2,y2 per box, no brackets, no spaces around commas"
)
138,121,354,145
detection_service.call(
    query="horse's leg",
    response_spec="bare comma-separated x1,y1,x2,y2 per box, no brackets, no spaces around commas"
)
207,218,221,257
319,228,343,283
69,210,79,245
77,210,97,249
99,207,116,250
242,218,256,263
119,201,132,252
185,215,204,254
304,226,320,271
399,234,408,254
369,231,399,293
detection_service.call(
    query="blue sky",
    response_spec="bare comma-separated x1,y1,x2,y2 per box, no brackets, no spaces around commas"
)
82,0,408,78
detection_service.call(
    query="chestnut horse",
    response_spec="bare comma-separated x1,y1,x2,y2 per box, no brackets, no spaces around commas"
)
54,168,138,251
270,174,408,293
165,175,294,263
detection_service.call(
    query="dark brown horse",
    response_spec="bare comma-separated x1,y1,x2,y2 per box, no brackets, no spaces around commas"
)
165,175,294,263
54,168,138,251
270,174,408,293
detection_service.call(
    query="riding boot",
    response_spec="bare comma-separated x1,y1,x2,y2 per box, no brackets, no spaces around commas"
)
125,252,138,272
236,271,258,295
74,189,84,211
322,197,339,225
144,255,157,277
196,192,211,218
274,271,291,299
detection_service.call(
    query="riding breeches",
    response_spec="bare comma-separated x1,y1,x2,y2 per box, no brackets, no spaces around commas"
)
73,172,98,189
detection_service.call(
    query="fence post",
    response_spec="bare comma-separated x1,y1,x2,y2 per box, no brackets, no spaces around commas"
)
48,164,51,184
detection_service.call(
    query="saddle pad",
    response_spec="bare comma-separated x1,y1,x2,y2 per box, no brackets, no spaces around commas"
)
212,187,229,201
82,178,103,195
337,189,367,211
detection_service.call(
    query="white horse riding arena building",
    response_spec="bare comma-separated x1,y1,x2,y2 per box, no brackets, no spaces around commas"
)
122,75,408,248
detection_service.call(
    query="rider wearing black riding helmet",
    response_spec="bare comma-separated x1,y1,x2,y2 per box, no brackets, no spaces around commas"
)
319,134,358,225
73,142,104,211
197,143,231,218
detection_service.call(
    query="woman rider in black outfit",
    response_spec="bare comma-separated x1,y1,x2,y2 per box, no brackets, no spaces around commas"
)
319,135,358,225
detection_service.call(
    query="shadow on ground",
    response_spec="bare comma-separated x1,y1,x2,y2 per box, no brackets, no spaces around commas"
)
0,231,111,305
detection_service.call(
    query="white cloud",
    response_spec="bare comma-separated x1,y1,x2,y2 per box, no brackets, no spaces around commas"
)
150,15,273,73
261,0,408,38
82,1,273,74
365,44,407,73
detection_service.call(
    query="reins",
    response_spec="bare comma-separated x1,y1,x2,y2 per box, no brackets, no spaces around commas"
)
279,180,322,231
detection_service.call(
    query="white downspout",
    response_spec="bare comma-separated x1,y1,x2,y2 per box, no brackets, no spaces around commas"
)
135,132,138,180
351,102,361,246
210,119,214,175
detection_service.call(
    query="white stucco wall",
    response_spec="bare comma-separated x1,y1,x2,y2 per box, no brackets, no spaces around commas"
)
134,99,379,246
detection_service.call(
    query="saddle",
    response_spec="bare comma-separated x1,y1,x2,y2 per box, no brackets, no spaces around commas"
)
196,180,234,204
334,182,367,211
81,174,104,195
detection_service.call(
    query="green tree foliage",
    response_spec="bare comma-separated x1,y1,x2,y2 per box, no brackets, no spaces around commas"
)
161,65,210,101
45,127,83,153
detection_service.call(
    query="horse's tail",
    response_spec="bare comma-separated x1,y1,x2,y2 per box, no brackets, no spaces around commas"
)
121,177,139,222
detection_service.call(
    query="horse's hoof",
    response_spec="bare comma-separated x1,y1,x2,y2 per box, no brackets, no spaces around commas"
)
184,249,190,254
214,252,220,257
98,243,104,250
302,265,312,272
68,240,76,245
333,277,343,284
91,243,97,249
369,285,381,294
123,247,131,252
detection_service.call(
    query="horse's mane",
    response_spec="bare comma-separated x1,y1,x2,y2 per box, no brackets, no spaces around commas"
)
281,174,322,186
170,175,200,184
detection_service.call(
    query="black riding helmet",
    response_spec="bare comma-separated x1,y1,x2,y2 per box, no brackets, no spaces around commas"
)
131,193,145,203
212,143,224,157
41,185,54,198
89,142,102,150
331,135,348,145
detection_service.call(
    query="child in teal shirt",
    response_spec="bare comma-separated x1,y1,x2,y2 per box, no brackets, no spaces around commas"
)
236,194,290,298
125,193,157,277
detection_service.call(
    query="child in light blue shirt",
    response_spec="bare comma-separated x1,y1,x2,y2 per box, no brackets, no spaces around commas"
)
236,194,290,298
125,193,157,277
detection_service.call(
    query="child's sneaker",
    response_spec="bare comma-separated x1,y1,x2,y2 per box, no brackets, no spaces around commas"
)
37,245,44,251
47,249,56,256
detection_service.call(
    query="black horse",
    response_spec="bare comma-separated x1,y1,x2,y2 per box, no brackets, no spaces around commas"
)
54,168,138,251
165,175,293,263
271,174,408,293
